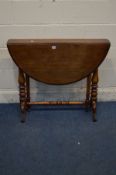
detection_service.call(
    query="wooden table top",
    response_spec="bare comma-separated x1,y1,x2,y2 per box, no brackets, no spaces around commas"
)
7,39,110,84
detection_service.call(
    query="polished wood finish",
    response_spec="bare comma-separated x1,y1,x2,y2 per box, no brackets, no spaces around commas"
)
7,39,110,122
7,39,110,85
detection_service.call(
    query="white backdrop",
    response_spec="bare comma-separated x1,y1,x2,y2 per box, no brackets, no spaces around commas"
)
0,0,116,103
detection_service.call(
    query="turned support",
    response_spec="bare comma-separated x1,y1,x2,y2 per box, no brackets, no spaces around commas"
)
18,69,27,122
85,74,91,111
91,69,99,122
25,74,30,109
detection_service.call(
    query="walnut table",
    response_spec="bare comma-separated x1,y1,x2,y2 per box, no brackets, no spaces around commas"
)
7,39,110,122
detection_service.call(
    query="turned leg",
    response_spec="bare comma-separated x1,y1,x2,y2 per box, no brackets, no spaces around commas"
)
25,74,30,110
91,69,99,122
85,74,91,111
18,69,27,122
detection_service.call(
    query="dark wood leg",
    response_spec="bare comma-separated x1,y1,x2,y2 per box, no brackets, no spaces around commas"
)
85,74,91,111
18,69,27,122
91,69,99,122
25,74,30,110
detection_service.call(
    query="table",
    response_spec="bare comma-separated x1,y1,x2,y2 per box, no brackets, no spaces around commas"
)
7,39,110,122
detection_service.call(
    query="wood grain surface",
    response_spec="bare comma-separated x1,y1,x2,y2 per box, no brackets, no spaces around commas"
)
7,39,110,85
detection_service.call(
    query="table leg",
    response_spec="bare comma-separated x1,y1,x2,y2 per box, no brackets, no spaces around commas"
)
25,74,30,110
85,74,91,111
91,69,98,122
18,69,27,122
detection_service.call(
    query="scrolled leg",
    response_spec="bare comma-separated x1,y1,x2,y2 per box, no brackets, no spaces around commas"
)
91,69,99,122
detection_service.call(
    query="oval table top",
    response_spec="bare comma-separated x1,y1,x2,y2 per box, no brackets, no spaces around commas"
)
7,39,110,84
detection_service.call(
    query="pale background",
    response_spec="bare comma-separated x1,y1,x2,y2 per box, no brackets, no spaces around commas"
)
0,0,116,103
